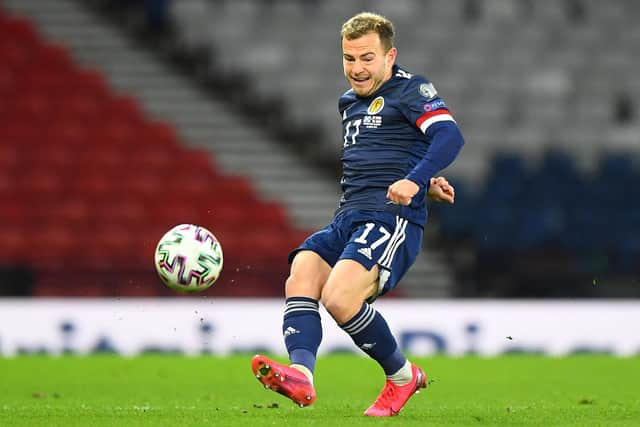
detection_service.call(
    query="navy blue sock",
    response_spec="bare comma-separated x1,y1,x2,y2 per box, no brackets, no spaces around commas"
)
283,297,322,373
340,303,406,375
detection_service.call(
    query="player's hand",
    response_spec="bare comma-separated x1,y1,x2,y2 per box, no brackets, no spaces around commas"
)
427,176,455,204
386,179,419,206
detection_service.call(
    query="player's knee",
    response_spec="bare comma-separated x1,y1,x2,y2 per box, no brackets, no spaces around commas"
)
284,274,301,294
320,289,359,324
285,274,322,299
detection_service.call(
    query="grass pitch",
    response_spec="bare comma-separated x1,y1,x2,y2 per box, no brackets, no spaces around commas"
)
0,355,639,426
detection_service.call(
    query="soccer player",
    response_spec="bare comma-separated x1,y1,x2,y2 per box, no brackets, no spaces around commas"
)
251,12,464,417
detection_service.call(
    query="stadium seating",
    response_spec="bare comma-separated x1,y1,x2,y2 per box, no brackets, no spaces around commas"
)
0,10,308,297
431,148,640,296
168,0,640,184
4,0,640,298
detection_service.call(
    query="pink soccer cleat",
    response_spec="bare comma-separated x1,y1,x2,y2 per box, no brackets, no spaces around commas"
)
364,363,427,417
251,354,316,407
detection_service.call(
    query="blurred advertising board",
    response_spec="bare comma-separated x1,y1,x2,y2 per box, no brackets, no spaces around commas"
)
0,299,638,356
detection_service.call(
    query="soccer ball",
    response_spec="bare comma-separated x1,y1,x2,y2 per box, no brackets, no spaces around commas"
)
154,224,223,292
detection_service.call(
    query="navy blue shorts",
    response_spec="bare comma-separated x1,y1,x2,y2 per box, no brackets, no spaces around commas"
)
289,209,424,301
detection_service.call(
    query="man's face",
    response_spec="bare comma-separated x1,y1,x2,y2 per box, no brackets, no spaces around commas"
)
342,32,396,97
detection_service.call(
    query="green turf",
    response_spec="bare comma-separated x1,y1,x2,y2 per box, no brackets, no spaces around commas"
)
0,355,638,426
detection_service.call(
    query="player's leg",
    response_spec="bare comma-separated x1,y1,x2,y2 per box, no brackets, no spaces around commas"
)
321,213,427,416
283,250,331,379
252,251,330,407
322,259,409,380
253,219,343,407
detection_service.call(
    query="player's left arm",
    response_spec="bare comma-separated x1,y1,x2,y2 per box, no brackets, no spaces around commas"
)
387,121,463,204
387,175,455,205
427,176,456,203
386,77,464,206
406,120,464,201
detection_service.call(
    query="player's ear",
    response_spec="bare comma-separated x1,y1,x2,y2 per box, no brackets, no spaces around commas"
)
386,47,397,64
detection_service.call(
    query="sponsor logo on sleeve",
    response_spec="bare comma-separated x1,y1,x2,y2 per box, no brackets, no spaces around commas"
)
423,99,447,112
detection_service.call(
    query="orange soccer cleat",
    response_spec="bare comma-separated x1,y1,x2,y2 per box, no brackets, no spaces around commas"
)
363,363,427,417
251,354,316,407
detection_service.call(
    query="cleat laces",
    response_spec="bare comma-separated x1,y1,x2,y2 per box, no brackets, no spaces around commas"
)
373,381,398,410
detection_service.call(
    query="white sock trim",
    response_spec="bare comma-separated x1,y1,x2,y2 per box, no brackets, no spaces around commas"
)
387,360,412,385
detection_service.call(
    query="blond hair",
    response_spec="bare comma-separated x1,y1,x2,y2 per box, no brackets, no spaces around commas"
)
341,12,395,52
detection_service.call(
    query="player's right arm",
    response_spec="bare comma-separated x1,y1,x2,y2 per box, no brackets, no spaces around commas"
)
386,178,419,206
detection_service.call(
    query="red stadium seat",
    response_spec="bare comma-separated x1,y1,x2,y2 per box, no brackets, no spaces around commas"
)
105,95,144,123
97,117,140,146
55,92,105,124
0,144,20,172
0,226,30,263
43,199,93,229
73,68,110,97
1,16,39,47
0,202,26,226
11,90,52,123
32,43,73,72
0,64,16,98
17,170,64,198
69,171,116,202
28,227,80,268
94,199,147,229
257,201,290,226
23,145,76,176
76,145,124,171
28,118,90,151
126,148,176,173
140,121,180,148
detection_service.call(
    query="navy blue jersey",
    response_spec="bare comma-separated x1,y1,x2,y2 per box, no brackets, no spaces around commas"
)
336,64,459,227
